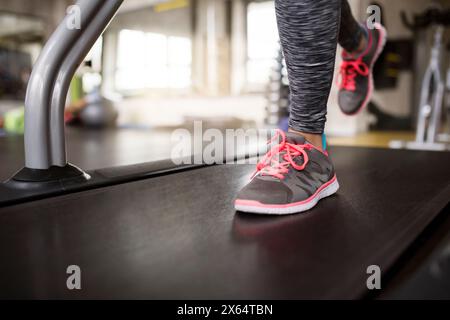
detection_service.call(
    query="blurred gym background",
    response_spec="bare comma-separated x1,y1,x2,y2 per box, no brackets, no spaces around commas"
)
0,0,449,166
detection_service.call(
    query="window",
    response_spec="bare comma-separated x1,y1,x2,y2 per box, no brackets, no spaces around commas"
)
116,29,192,92
82,36,103,93
246,1,279,87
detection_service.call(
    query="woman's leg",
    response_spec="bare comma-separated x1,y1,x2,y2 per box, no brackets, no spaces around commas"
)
234,0,341,215
275,0,340,146
234,0,386,214
338,0,367,53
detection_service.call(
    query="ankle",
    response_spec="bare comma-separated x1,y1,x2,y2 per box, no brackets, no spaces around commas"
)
288,128,324,151
351,29,368,54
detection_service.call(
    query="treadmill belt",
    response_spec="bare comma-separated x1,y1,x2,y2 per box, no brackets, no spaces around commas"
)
0,147,449,299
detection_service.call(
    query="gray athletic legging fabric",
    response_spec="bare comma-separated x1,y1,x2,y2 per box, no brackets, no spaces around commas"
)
275,0,364,134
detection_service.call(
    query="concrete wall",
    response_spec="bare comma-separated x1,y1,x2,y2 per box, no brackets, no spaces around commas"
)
230,0,247,95
192,0,231,95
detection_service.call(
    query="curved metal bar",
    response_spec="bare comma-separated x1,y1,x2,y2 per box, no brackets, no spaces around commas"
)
24,0,108,169
50,0,124,166
415,26,444,143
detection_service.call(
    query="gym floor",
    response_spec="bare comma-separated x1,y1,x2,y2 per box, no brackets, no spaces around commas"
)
329,131,415,148
0,128,417,181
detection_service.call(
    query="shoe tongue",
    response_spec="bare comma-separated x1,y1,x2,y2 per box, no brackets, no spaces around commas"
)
257,132,308,181
342,52,356,61
342,50,361,61
284,132,306,145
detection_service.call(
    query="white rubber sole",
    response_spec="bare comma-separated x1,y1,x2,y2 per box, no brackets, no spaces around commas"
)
235,177,339,215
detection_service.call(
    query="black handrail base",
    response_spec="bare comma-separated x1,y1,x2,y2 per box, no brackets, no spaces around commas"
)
11,163,89,183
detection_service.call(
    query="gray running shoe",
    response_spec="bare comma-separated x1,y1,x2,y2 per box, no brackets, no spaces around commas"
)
235,130,339,215
338,23,387,115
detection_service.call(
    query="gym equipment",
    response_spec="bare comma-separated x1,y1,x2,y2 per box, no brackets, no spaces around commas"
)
0,0,449,299
390,8,450,151
0,0,124,197
0,47,32,100
79,89,118,128
440,45,450,143
264,44,290,130
67,62,118,128
368,102,411,131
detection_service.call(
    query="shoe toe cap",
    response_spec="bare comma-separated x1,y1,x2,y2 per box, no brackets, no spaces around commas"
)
338,91,365,115
236,178,292,205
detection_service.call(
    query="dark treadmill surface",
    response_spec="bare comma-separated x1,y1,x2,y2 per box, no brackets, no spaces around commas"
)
381,203,450,299
0,143,449,299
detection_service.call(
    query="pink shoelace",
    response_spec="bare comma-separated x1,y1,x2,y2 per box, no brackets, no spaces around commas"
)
252,130,314,180
338,56,369,91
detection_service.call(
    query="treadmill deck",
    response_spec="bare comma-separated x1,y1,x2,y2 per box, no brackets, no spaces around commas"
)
0,146,449,299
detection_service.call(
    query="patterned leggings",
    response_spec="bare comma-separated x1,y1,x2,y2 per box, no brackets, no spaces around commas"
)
275,0,364,133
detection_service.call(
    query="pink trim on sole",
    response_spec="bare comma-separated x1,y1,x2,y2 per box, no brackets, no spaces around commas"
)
235,175,339,215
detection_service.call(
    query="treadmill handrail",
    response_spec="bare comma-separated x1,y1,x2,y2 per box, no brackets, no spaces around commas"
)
24,0,123,169
50,0,124,167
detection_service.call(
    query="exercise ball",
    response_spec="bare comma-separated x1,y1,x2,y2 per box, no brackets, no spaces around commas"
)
79,96,118,128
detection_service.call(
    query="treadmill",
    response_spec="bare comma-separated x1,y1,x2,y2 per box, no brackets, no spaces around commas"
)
0,0,450,299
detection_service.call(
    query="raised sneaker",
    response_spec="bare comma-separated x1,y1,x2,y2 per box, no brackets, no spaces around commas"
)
338,23,387,115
